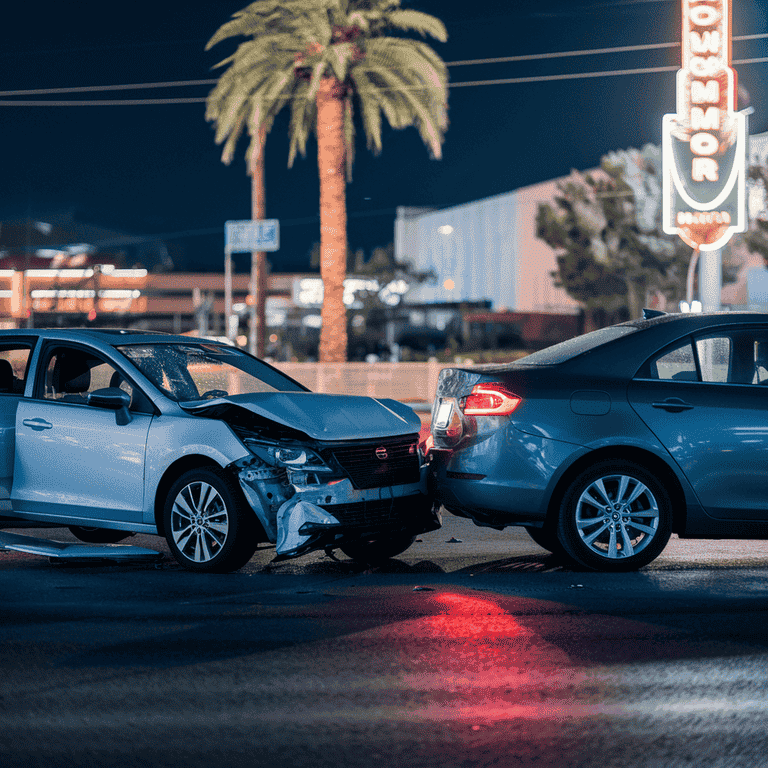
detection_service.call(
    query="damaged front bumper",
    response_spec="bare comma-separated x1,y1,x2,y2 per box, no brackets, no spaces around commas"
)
235,463,438,559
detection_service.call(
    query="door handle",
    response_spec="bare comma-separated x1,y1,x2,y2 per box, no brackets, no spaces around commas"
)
651,398,694,413
22,418,53,431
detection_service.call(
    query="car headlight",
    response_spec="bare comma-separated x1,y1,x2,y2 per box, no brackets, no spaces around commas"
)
244,439,334,473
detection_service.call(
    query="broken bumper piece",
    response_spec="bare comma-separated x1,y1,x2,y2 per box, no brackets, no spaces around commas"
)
237,462,435,560
275,499,342,558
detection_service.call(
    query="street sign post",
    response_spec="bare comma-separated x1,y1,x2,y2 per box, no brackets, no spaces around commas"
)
223,220,279,342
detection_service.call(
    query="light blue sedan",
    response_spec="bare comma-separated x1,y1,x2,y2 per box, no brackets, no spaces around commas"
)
0,329,436,571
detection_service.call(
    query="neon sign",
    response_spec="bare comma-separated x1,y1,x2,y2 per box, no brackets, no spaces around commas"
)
662,0,747,250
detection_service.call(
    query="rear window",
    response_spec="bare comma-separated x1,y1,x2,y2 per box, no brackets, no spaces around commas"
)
519,326,638,365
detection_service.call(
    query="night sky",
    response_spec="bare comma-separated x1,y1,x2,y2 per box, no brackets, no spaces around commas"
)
2,0,767,273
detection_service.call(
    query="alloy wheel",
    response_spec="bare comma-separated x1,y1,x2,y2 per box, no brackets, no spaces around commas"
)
575,473,660,560
170,481,230,563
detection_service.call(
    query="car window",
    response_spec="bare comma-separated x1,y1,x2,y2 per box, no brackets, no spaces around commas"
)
695,336,731,383
648,340,698,381
0,345,32,395
640,329,768,386
41,346,140,408
116,342,307,401
698,330,768,385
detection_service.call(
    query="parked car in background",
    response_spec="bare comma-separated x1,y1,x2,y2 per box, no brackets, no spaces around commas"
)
428,311,768,571
0,329,436,572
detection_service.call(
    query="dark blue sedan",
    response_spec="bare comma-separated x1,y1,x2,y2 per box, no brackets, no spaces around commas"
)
428,311,768,571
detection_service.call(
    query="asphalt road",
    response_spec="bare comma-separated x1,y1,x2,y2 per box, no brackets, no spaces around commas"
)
1,514,767,768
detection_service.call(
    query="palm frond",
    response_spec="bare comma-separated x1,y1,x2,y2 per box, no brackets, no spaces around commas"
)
205,0,284,50
351,63,446,158
357,85,383,154
383,9,447,42
287,83,316,166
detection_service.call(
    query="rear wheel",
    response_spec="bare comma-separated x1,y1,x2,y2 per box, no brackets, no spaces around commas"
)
163,467,258,573
340,533,417,565
556,460,672,572
68,526,133,544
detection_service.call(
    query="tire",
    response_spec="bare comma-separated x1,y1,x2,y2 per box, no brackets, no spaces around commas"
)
556,460,672,572
68,526,133,544
524,525,563,556
340,533,417,565
163,466,258,573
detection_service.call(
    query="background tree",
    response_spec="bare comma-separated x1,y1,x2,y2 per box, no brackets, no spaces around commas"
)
537,145,737,327
743,164,768,265
206,0,448,362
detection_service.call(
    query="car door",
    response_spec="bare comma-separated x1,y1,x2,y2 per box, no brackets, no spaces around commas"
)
627,328,768,521
12,344,152,523
0,339,37,513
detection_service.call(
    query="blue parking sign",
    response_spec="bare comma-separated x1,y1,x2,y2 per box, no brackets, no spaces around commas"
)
225,220,280,252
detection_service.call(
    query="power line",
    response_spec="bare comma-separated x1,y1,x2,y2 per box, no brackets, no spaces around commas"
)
1,55,766,106
448,32,768,66
0,80,217,97
1,33,767,100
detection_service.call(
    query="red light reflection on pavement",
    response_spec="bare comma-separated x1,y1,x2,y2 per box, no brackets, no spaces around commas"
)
362,589,587,728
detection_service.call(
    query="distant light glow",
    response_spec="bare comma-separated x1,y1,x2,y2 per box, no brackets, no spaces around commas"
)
443,278,455,291
438,225,454,235
30,289,140,299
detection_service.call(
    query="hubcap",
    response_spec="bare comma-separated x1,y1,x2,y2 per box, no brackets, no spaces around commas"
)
170,481,229,562
575,474,660,559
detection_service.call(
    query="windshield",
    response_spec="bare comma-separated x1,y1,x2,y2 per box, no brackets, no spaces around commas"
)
116,342,307,401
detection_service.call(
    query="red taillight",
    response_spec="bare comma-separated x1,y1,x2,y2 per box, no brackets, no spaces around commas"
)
462,383,521,416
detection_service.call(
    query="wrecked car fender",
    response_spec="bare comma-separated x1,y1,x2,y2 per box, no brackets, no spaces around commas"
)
143,415,251,527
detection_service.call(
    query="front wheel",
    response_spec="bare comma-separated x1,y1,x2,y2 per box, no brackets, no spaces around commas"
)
163,467,258,573
556,460,672,572
68,526,133,544
339,533,417,564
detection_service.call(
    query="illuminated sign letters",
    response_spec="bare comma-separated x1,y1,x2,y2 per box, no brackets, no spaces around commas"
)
662,0,747,250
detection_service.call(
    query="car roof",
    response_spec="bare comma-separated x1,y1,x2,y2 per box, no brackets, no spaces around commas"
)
459,311,768,380
618,310,768,332
567,311,768,377
0,328,229,346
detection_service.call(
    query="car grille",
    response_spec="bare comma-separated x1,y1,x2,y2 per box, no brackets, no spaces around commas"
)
328,438,420,490
320,493,429,530
321,498,400,528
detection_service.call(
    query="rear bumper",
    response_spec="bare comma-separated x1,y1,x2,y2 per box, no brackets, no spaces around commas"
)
428,427,581,527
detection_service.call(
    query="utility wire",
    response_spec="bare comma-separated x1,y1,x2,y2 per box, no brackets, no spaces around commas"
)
1,55,766,106
0,33,766,101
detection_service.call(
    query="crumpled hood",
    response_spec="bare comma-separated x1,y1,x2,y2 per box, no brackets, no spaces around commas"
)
180,392,421,441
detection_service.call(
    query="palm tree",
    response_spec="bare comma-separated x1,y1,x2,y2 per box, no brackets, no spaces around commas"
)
205,0,448,362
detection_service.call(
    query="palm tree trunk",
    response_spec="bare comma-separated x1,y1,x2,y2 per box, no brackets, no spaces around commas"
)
316,77,348,363
249,125,267,358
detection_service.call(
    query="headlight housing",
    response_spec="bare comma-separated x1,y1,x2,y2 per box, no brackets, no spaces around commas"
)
243,439,334,473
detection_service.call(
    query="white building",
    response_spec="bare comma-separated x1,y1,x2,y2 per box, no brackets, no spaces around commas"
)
396,132,768,314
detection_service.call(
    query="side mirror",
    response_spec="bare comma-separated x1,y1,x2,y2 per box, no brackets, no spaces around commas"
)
87,387,132,425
